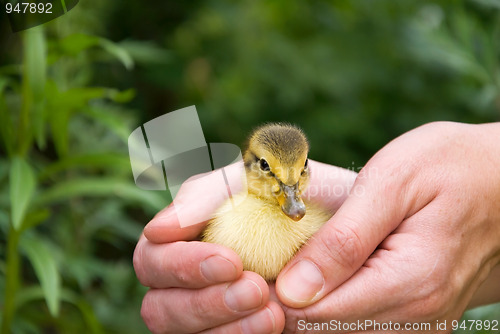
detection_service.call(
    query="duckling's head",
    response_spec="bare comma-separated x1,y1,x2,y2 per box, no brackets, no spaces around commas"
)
243,123,310,221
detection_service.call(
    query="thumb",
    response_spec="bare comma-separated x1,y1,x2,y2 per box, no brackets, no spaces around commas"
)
144,161,244,243
276,162,435,308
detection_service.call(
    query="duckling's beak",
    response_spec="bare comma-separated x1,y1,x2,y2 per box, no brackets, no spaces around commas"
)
279,183,306,221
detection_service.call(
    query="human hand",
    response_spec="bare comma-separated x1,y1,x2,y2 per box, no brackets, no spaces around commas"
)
133,161,357,333
275,122,500,333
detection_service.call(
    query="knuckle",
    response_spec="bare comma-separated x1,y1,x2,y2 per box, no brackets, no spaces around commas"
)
189,287,220,326
141,288,217,334
133,242,150,287
141,290,170,334
190,292,208,324
410,277,453,321
165,243,196,286
283,308,308,334
317,224,364,271
412,294,447,321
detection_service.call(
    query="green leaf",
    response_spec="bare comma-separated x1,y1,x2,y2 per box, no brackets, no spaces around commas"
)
33,178,168,212
118,40,172,65
16,285,104,333
0,64,22,76
23,26,46,101
44,81,134,157
58,33,100,56
0,77,8,91
107,88,136,103
14,285,44,311
99,38,134,70
471,0,500,10
83,106,134,142
38,153,130,181
51,85,108,109
53,34,135,71
15,287,104,333
20,208,50,233
45,82,108,156
22,26,47,150
61,290,105,334
19,236,61,317
9,157,36,230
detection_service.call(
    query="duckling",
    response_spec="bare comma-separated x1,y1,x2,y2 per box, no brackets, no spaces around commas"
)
202,123,333,281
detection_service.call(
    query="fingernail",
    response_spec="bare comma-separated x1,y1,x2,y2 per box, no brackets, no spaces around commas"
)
280,260,324,303
225,279,263,312
241,307,275,334
200,256,237,283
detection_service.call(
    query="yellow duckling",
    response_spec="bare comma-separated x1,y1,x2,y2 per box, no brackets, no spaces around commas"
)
202,123,333,281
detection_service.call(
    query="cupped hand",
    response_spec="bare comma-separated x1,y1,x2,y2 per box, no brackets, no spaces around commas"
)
133,160,357,333
276,121,500,333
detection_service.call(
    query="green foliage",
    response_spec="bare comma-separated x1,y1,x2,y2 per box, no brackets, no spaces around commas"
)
22,27,46,152
1,0,499,332
20,235,61,317
9,157,36,231
158,0,500,167
0,11,168,333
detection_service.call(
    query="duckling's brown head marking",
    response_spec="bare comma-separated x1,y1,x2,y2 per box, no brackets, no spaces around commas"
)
243,123,310,221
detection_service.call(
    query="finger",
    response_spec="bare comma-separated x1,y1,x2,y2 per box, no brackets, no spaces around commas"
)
282,241,424,334
199,301,285,334
144,204,206,243
276,155,440,308
282,201,464,334
141,271,269,334
303,160,357,211
134,235,243,288
144,161,356,243
145,161,245,243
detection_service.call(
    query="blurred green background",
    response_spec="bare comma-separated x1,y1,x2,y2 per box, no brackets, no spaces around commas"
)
1,0,499,333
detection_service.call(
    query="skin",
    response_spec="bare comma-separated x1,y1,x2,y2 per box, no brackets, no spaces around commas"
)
134,121,500,334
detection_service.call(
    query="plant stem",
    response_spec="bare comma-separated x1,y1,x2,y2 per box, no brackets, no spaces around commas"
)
1,226,21,334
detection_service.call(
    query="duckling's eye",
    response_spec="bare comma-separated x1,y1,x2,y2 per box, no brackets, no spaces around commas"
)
259,158,270,172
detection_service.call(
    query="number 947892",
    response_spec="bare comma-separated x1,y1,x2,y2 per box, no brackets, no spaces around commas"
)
6,2,52,14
